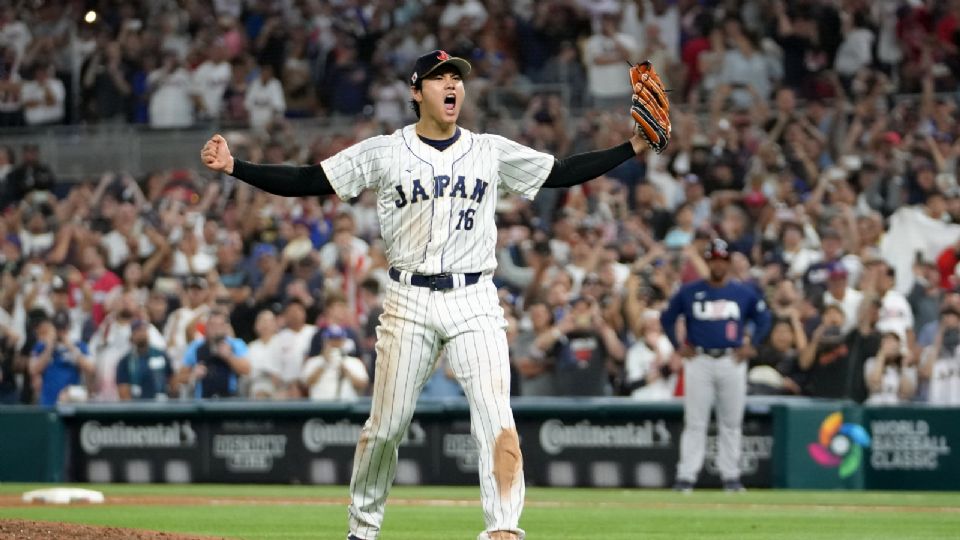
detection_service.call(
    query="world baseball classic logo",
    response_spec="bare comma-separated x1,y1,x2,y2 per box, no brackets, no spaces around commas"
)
807,412,871,478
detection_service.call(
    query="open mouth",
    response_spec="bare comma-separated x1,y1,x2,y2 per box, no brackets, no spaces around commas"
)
444,94,456,112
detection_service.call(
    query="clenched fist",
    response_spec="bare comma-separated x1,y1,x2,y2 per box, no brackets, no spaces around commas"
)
200,134,234,174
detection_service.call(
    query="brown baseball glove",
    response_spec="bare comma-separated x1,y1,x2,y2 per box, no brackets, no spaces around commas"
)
630,61,671,154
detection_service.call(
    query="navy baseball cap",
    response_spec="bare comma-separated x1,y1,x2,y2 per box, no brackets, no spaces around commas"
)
704,238,731,260
827,262,849,280
410,50,472,87
322,324,349,340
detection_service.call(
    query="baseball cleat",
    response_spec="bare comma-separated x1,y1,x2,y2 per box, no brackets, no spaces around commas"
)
673,480,694,493
723,480,746,493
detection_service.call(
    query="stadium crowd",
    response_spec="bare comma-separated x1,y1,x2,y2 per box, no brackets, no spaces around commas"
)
2,0,960,407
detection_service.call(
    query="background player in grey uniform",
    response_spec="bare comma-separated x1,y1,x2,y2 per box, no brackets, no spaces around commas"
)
661,239,771,492
202,51,669,540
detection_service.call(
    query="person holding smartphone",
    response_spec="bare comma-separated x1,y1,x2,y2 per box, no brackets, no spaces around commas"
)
180,309,250,398
533,296,625,396
29,312,94,406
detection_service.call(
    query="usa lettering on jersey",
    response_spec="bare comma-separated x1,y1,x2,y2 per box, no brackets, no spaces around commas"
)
692,300,741,320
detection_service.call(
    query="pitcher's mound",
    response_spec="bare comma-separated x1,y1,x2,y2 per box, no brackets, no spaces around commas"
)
0,520,229,539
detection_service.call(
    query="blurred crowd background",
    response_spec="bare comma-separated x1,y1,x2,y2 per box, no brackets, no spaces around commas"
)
3,0,960,407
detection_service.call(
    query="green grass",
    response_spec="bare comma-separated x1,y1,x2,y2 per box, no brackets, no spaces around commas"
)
0,484,958,539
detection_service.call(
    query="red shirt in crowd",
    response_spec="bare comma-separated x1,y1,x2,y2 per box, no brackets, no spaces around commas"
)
87,270,122,326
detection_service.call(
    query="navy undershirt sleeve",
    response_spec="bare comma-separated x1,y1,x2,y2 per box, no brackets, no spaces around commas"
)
543,142,636,188
229,160,336,197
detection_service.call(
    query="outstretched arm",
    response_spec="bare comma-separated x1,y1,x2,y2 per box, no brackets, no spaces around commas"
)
200,134,336,196
542,135,646,188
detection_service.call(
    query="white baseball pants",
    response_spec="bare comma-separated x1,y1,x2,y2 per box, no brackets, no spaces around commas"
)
348,276,525,540
676,354,747,483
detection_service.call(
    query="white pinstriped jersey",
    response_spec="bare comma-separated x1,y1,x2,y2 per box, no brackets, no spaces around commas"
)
321,124,554,274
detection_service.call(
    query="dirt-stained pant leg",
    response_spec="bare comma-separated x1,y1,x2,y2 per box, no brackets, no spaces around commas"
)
348,281,441,540
436,279,525,540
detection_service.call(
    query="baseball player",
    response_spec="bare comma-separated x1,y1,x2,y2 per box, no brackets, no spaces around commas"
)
661,239,771,492
201,50,671,540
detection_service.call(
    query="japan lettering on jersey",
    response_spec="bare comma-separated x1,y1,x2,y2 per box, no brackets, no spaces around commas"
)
321,125,554,274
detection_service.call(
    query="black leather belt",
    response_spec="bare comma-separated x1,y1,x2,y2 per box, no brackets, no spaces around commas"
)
389,267,481,291
696,347,734,358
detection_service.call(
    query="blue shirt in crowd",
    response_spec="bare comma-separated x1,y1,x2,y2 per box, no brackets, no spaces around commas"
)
32,340,89,407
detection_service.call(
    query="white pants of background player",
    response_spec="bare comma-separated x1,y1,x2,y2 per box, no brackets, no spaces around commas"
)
348,275,525,540
676,354,747,483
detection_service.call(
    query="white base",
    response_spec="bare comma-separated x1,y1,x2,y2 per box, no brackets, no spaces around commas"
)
22,487,105,504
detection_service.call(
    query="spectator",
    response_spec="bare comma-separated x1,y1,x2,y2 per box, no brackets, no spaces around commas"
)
0,7,30,65
717,20,774,108
300,325,369,401
162,275,211,367
192,44,232,122
908,261,945,334
799,304,855,398
534,296,625,396
822,264,864,335
324,41,371,117
81,40,131,123
834,11,875,86
18,202,54,259
116,319,174,401
582,13,638,109
663,202,696,249
88,291,164,402
170,229,216,277
246,308,283,399
310,292,361,356
6,144,55,203
802,227,862,297
244,62,285,132
864,331,917,404
29,312,94,407
221,56,251,126
870,261,916,347
440,0,488,31
181,309,250,399
281,30,316,119
512,301,557,396
81,244,122,328
539,41,587,109
369,64,410,128
20,61,63,126
148,50,194,128
780,221,822,279
622,308,676,400
748,315,806,396
273,298,316,398
921,307,960,405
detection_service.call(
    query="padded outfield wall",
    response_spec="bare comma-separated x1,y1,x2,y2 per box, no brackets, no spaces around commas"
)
1,398,956,490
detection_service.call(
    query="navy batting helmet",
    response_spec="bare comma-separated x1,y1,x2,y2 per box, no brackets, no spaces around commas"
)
704,238,731,260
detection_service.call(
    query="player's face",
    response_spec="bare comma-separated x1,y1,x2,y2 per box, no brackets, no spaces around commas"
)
414,66,464,123
707,258,729,281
